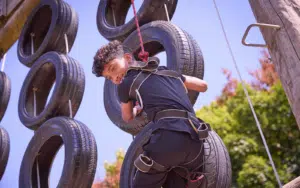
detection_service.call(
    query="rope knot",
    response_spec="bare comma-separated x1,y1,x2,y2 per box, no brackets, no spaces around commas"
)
138,51,149,62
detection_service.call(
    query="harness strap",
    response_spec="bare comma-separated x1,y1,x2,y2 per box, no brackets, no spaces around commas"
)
154,109,210,140
128,68,187,106
134,154,167,173
129,71,152,104
134,153,205,187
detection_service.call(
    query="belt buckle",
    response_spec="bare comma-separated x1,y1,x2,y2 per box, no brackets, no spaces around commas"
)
197,122,209,140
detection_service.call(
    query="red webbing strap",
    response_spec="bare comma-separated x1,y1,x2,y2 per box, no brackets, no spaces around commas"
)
130,0,149,62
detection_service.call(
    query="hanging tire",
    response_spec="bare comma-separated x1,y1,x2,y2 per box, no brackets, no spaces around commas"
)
18,51,85,130
0,127,10,181
19,117,97,188
183,31,205,105
96,0,178,41
0,72,11,122
120,123,232,188
104,21,197,135
104,80,150,135
17,0,79,67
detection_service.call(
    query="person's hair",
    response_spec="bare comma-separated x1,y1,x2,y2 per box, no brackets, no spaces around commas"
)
92,40,124,77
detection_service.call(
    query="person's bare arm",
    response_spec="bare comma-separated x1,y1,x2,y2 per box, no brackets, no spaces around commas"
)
121,101,134,123
182,75,208,92
121,101,143,122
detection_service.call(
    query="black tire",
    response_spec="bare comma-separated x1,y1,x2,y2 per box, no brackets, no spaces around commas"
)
120,124,232,188
19,117,98,188
104,80,150,135
104,21,196,135
96,0,178,41
183,31,205,105
0,127,10,181
0,72,11,122
18,51,85,130
17,0,79,67
202,131,232,188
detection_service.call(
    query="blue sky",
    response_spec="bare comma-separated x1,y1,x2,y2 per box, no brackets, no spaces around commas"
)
0,0,266,187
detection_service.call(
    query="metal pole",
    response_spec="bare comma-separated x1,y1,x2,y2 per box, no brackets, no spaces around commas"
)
68,99,73,118
164,4,170,22
64,33,69,54
30,33,35,54
36,157,41,188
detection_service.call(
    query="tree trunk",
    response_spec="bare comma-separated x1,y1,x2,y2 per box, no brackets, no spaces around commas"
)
248,0,300,128
0,0,40,58
283,176,300,188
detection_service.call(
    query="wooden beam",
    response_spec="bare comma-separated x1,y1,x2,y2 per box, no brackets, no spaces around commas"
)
283,176,300,188
0,0,40,58
248,0,300,128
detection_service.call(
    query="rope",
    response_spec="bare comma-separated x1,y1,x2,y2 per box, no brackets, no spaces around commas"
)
130,0,149,62
211,0,282,187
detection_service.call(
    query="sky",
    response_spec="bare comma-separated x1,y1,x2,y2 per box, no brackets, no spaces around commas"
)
0,0,266,187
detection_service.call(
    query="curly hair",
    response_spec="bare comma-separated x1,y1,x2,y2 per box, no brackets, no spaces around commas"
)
92,40,124,77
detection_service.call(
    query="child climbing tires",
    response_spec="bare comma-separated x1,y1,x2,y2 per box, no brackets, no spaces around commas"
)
104,21,204,135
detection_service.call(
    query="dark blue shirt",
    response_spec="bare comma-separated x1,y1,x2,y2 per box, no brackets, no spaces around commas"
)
117,66,199,139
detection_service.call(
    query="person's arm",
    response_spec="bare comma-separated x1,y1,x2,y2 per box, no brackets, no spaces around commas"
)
121,101,143,123
182,75,208,92
121,101,134,123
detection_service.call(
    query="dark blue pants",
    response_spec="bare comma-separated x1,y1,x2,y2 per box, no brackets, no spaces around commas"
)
133,129,203,188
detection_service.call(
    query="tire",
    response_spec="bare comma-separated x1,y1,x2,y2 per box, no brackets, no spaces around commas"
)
18,51,85,130
0,72,11,122
17,0,79,67
96,0,178,41
104,21,196,135
104,80,150,135
120,124,232,188
0,127,10,181
19,117,98,188
202,131,232,188
183,31,205,105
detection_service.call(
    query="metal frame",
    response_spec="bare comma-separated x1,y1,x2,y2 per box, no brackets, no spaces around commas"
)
242,23,281,47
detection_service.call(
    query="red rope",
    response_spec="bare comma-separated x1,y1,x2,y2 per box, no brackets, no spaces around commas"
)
131,0,149,62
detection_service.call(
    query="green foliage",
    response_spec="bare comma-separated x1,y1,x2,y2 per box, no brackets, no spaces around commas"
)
92,149,125,188
196,52,300,186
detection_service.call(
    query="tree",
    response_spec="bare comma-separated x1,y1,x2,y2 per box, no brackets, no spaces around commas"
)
196,50,300,187
92,149,125,188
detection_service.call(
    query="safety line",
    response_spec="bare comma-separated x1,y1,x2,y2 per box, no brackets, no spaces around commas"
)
130,0,149,62
211,0,282,187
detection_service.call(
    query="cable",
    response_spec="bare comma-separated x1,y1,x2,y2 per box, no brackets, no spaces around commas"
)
211,0,282,187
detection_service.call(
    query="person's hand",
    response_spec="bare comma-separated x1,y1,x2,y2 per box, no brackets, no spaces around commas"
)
133,101,143,117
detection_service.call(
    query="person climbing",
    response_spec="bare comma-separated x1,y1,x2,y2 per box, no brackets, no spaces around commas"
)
92,40,210,188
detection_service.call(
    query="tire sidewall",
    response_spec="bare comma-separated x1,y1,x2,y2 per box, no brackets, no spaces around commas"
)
17,0,59,66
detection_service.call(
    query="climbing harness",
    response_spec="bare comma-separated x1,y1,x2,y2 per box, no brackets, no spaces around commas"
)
130,0,149,62
128,57,209,140
134,142,207,188
128,57,211,187
154,109,209,140
212,0,282,187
